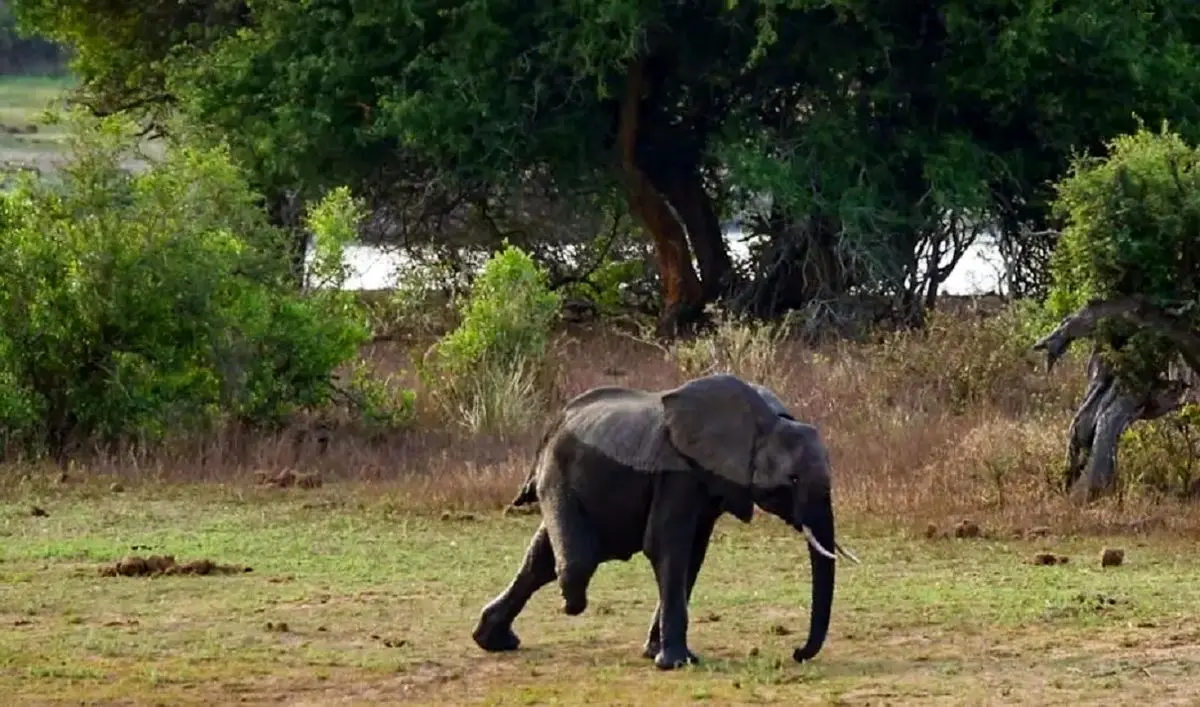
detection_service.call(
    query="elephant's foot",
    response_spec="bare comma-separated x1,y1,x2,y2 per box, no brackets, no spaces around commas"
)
561,594,587,616
471,610,521,652
558,564,594,616
653,645,700,670
643,639,699,662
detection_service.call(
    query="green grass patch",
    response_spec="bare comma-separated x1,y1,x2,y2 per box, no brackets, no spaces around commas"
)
0,75,75,161
2,479,1199,704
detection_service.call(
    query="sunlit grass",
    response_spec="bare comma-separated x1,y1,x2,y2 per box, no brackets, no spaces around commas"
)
2,478,1199,704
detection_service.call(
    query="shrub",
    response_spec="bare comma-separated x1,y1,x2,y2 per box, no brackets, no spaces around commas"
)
669,306,795,391
422,243,561,434
1119,403,1200,498
359,258,464,341
0,113,372,458
1043,121,1200,391
856,304,1045,414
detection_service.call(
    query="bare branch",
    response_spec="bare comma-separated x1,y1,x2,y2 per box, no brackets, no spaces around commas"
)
1032,296,1200,373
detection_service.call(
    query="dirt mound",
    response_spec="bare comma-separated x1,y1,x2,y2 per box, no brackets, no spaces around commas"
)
99,554,253,578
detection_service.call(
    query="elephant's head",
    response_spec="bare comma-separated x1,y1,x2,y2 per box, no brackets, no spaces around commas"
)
660,373,857,663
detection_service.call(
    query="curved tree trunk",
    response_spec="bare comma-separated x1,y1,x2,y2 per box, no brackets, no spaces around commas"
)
654,166,735,301
1062,351,1147,501
1034,298,1199,501
617,58,704,338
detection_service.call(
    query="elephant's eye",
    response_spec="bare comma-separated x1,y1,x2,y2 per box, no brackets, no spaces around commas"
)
787,473,800,485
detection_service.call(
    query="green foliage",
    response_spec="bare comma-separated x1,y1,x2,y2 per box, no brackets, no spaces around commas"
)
423,244,561,434
358,260,466,342
19,0,1200,319
432,244,561,378
304,185,362,290
339,359,418,431
1120,403,1200,498
0,112,370,456
0,2,65,75
561,257,651,317
1044,123,1200,387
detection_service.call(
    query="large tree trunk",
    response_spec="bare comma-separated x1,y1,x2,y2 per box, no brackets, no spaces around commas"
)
1062,351,1151,500
1033,297,1199,501
617,58,704,338
654,166,736,302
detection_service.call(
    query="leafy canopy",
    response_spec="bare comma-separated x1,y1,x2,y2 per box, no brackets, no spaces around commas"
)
15,0,1200,311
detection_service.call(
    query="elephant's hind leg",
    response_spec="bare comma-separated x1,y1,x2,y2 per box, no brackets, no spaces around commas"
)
472,523,557,652
540,489,600,616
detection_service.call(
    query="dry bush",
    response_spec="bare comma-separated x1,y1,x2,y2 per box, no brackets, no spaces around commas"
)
835,306,1080,415
24,298,1200,539
669,307,797,391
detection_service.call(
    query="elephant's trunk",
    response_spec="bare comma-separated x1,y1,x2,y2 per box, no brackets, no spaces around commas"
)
793,492,835,663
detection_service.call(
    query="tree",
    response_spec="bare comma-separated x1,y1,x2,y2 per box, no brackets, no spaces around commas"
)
1034,124,1200,501
16,0,1200,334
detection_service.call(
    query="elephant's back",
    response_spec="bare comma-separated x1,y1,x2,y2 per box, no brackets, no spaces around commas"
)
559,390,689,473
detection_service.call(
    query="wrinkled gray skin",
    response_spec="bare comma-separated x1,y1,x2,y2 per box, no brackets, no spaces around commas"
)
471,373,853,670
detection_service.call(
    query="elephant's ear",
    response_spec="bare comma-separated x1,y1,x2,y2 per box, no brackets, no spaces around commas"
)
661,374,776,487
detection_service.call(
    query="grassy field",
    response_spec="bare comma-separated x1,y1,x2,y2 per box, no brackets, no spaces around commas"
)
0,75,73,161
3,476,1200,706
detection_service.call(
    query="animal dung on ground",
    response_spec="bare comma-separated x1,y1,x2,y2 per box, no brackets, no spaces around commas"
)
1030,552,1070,566
953,519,982,539
1100,547,1125,568
99,554,253,577
29,505,48,517
256,469,323,489
439,510,478,522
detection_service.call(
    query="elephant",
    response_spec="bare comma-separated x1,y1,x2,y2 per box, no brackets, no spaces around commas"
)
471,372,858,670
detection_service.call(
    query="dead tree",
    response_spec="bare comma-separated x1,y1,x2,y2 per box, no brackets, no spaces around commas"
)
1033,296,1200,501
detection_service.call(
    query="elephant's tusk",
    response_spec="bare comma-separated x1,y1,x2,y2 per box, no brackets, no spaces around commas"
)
802,526,838,561
835,542,861,564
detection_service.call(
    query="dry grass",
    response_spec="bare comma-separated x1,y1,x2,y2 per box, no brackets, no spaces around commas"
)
9,295,1200,537
11,298,1199,539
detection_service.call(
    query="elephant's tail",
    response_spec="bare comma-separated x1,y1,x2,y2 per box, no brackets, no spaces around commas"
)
508,414,562,507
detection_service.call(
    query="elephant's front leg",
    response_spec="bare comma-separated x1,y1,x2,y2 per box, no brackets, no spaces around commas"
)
643,478,704,670
643,508,719,661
